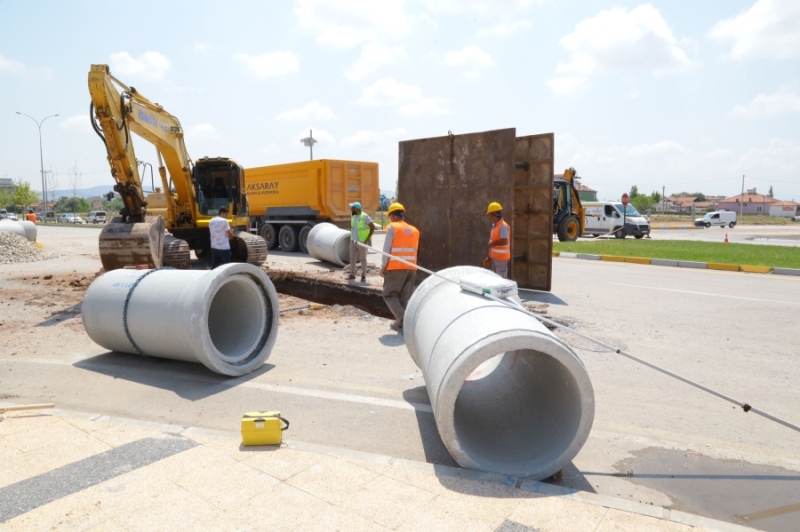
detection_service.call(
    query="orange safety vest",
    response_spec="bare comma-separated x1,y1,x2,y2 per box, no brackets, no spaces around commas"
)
386,221,420,271
489,219,511,261
26,213,37,224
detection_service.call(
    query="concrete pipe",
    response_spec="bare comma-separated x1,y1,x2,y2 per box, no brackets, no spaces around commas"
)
307,222,350,267
16,220,37,242
82,263,280,376
0,220,27,239
404,266,595,479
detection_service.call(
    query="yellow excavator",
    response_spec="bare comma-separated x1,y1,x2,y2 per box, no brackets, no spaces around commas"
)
553,167,585,242
88,64,267,271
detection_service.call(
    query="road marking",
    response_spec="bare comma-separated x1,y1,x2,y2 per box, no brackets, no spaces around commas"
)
737,501,800,522
16,358,434,414
608,283,800,306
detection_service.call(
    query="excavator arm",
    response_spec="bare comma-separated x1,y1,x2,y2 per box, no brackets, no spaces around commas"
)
89,64,194,227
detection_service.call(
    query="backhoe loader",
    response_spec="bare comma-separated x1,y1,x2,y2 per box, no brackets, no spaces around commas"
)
553,167,584,242
88,64,267,271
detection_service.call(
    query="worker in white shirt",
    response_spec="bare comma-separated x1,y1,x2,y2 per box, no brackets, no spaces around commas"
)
209,206,234,269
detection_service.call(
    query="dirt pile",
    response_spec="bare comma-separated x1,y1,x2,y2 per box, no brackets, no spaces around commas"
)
0,232,55,265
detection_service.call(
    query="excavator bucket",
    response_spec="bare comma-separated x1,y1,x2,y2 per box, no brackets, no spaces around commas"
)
98,216,165,271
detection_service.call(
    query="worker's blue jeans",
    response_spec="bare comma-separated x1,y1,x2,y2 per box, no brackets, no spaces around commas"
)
211,249,231,269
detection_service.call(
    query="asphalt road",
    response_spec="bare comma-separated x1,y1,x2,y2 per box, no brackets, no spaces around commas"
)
2,225,799,530
598,223,800,247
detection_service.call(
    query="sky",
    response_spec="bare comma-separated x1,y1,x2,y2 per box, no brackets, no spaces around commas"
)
1,0,799,202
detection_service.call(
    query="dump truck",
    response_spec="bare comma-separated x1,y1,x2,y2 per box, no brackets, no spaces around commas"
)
245,160,380,253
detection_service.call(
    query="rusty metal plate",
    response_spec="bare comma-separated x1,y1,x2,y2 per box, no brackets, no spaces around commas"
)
512,134,554,291
398,129,516,278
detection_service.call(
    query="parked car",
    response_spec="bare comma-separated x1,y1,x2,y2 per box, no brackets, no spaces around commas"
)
5,212,18,221
694,211,736,229
0,209,7,219
582,202,651,239
57,213,85,224
86,211,107,224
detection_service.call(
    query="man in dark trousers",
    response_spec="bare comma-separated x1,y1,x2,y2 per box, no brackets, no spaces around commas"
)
379,203,420,332
209,206,234,269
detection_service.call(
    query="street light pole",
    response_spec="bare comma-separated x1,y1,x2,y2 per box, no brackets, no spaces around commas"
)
16,112,59,223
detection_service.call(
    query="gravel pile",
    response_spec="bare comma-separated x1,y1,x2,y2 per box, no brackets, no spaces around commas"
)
0,232,54,264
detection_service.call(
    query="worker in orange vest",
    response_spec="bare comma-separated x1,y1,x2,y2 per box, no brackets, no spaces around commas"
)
486,202,511,279
379,203,420,332
26,209,37,224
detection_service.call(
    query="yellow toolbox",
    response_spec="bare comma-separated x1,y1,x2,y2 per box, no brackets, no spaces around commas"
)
241,411,289,446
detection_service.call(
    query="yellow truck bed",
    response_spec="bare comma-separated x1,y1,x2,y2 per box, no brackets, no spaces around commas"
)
245,159,379,221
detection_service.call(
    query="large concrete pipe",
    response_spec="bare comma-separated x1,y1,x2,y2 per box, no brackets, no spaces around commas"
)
0,220,27,239
82,263,279,376
404,266,595,479
307,222,350,267
16,220,37,242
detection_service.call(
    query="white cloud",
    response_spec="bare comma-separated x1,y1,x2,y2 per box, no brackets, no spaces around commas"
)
357,78,450,115
340,128,409,149
109,51,171,82
345,43,405,81
476,19,532,38
739,138,800,174
444,45,493,79
549,4,695,94
709,0,800,60
0,53,25,75
421,0,533,16
60,115,91,133
733,84,800,116
193,42,213,52
0,53,53,80
275,101,338,121
187,123,219,139
234,52,299,79
629,140,689,156
294,0,412,49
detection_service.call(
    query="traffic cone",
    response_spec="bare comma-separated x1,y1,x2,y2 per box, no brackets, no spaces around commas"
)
724,233,728,243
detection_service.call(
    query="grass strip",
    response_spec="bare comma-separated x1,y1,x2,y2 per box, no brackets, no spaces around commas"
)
553,240,800,269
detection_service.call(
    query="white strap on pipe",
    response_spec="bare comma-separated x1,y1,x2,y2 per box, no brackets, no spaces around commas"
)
358,241,800,434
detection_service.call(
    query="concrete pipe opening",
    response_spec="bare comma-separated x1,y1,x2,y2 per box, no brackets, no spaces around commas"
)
207,275,267,363
404,266,595,479
307,223,350,267
82,263,279,376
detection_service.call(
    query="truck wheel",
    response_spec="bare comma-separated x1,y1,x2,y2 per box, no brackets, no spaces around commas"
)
634,234,644,239
260,224,278,249
614,228,626,239
298,224,313,254
279,225,299,252
705,222,711,228
729,222,736,228
557,215,580,242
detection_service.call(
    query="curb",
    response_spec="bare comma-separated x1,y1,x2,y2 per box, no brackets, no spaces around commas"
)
651,225,699,230
553,252,800,277
4,404,755,532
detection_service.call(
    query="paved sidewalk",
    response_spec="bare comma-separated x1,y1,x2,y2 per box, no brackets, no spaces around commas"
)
0,410,752,532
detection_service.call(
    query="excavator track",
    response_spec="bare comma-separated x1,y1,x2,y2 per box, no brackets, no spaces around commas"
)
98,216,165,271
232,231,268,266
163,234,191,269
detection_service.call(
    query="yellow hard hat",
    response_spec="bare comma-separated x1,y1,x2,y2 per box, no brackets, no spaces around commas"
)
387,202,405,215
487,202,503,214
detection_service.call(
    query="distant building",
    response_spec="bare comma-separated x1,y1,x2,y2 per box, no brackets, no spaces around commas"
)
717,189,778,214
769,201,800,218
554,174,598,201
0,177,14,195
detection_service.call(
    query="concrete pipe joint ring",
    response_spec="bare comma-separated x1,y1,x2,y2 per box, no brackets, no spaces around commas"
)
404,266,595,480
82,263,280,376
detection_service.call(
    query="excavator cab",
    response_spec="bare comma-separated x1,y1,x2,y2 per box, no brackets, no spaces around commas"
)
193,158,247,218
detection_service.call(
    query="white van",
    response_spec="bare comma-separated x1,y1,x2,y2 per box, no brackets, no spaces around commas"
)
694,211,736,228
582,202,651,239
